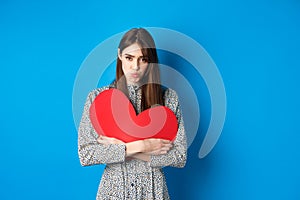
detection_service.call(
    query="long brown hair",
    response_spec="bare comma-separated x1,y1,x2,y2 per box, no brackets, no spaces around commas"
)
116,28,163,111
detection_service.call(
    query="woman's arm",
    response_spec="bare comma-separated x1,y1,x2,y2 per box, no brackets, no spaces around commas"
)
130,111,186,167
98,90,187,168
78,88,186,167
78,89,173,166
148,89,187,168
97,136,173,160
78,89,127,166
98,89,187,167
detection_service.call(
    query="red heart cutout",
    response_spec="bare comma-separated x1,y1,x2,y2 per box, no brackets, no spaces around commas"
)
89,88,178,143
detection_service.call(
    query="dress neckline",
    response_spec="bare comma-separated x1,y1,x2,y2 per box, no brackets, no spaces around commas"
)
127,84,141,91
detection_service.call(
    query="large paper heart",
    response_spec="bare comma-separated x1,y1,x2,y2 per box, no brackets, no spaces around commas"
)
89,88,178,143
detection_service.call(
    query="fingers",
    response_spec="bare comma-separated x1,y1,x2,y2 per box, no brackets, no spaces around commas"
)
97,135,124,144
161,139,172,144
97,136,111,145
154,139,173,148
148,138,171,144
146,147,170,155
142,138,173,153
158,144,172,154
97,136,108,145
98,136,109,141
158,139,173,152
148,138,172,143
160,145,172,151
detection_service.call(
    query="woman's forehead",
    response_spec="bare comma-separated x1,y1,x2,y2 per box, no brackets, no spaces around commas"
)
122,43,143,56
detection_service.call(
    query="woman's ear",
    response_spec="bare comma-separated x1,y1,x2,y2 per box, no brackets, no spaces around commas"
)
118,48,122,60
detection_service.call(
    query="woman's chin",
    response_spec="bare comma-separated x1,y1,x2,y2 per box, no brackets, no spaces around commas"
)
127,79,140,85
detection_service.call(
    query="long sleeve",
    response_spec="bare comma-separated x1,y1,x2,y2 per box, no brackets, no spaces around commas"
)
78,88,126,166
149,89,187,168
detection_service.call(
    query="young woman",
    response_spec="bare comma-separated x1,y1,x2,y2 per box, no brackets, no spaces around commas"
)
78,28,187,199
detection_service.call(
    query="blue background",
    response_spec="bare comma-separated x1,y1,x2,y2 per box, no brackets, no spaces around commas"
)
1,0,300,199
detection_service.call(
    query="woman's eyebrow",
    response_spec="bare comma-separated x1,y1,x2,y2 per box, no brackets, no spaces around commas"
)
124,53,147,59
124,53,135,57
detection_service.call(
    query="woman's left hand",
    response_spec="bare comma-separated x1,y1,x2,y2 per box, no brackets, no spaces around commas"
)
97,135,125,145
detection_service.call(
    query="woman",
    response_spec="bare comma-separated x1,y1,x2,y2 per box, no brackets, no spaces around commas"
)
78,28,187,199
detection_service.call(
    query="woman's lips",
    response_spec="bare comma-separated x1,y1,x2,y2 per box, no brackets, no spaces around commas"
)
131,73,139,78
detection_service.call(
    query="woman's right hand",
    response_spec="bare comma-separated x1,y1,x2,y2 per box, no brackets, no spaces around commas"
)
125,138,173,158
142,138,173,155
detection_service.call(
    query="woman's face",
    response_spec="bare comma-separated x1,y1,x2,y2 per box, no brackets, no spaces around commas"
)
118,43,148,85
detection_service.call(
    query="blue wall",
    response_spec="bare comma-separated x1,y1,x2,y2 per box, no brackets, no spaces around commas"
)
1,0,300,199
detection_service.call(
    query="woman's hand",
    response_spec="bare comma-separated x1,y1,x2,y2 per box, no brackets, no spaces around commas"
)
142,138,173,155
97,135,124,145
129,139,173,161
96,136,173,161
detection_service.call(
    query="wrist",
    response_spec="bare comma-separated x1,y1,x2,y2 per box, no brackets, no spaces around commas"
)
125,140,144,156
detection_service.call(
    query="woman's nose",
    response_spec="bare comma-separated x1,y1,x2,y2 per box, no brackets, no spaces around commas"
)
131,60,139,70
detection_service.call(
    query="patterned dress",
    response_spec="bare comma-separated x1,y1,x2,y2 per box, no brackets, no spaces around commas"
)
78,83,187,200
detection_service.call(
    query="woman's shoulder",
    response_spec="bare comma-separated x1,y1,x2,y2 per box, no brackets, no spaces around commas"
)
86,83,115,101
163,87,180,110
163,87,179,100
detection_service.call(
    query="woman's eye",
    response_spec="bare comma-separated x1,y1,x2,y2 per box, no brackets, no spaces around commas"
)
125,56,133,61
141,57,148,63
